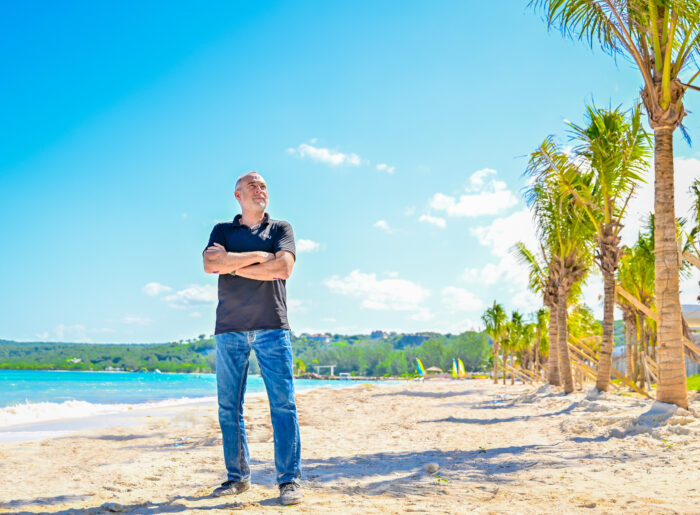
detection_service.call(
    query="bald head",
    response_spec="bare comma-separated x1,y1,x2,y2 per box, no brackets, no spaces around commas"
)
235,171,266,191
234,171,269,215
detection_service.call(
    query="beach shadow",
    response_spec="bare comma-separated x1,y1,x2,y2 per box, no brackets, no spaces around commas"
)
373,389,477,399
6,495,249,514
1,495,92,510
66,433,163,442
121,435,221,452
418,403,578,425
301,442,647,498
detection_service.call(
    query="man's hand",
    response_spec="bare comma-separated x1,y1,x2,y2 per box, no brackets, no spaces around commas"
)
203,243,275,274
234,250,295,281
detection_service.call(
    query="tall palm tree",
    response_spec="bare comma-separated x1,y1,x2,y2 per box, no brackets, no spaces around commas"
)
526,157,596,393
530,104,651,391
532,0,697,409
482,301,508,384
513,242,561,385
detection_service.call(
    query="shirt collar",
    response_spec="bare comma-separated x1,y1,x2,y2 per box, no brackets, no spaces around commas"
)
232,213,270,228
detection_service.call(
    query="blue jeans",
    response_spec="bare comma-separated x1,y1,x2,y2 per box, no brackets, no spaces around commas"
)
215,329,301,485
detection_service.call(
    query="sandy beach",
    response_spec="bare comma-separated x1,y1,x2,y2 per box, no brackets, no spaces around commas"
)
1,379,699,514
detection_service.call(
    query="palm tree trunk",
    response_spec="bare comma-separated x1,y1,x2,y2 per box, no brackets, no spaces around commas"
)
546,300,560,386
510,351,515,385
596,271,616,391
492,340,499,384
625,313,634,378
654,127,689,408
502,347,507,385
557,288,574,393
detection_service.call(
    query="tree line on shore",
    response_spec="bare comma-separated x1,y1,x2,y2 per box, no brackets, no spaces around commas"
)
0,332,492,377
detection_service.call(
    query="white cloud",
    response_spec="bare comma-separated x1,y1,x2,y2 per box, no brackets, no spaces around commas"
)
287,298,309,313
287,142,362,167
511,289,542,312
324,270,430,312
373,220,391,232
404,206,416,216
441,286,484,312
376,163,396,174
427,168,518,218
418,214,446,228
35,331,49,340
143,282,172,297
54,324,87,341
409,308,435,321
462,262,507,285
122,315,151,326
189,312,202,318
163,284,217,309
471,208,538,258
297,239,320,253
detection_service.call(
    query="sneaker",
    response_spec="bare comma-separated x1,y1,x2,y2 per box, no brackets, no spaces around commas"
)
279,481,303,506
212,480,250,497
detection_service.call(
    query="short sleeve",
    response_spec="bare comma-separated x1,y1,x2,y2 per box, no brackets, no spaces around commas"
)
273,222,296,258
204,224,226,252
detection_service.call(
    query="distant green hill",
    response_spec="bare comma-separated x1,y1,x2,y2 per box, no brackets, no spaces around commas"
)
0,331,491,377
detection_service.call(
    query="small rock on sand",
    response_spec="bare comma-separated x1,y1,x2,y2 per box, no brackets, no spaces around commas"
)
424,462,440,474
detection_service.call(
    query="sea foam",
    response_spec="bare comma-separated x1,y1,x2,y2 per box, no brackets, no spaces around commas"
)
0,396,216,428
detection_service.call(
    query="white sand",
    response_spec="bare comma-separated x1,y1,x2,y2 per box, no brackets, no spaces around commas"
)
0,379,699,514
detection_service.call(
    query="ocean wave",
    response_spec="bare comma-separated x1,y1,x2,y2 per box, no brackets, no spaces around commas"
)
0,396,217,429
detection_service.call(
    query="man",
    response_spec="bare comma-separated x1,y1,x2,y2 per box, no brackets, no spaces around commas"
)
203,171,302,506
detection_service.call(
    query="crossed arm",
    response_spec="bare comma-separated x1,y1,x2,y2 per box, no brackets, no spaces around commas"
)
203,242,295,280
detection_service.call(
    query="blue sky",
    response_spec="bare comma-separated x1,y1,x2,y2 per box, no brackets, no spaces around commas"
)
2,1,700,343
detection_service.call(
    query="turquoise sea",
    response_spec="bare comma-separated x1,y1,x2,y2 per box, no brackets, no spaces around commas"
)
0,370,378,429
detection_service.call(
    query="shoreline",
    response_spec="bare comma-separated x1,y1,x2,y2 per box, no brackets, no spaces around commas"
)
0,379,401,443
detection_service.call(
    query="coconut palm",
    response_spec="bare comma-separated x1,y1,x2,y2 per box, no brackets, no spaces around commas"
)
532,0,697,409
531,104,651,391
526,156,596,393
482,301,508,384
513,242,561,385
505,311,526,385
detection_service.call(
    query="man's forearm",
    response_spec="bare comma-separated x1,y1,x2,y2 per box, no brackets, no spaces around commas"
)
203,251,272,274
235,256,292,281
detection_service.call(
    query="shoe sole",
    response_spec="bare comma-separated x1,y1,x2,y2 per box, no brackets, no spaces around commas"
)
213,483,250,497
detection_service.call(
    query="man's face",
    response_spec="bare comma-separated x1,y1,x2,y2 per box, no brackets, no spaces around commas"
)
235,173,268,211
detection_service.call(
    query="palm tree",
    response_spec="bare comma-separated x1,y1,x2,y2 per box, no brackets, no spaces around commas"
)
526,158,596,393
482,301,508,384
513,242,561,385
530,104,651,391
532,0,697,409
534,308,549,374
506,311,526,385
618,224,656,384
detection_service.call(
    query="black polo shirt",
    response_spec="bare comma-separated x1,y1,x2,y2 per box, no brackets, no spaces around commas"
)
205,214,295,334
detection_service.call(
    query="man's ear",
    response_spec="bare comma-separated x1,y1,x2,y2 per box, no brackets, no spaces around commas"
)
234,190,241,202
